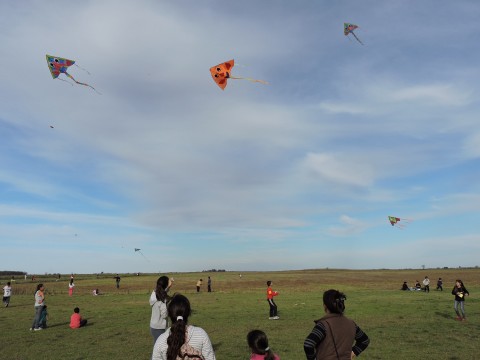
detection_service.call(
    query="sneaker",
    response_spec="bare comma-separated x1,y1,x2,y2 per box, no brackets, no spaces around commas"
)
29,328,33,331
455,316,462,321
269,317,275,320
34,327,43,331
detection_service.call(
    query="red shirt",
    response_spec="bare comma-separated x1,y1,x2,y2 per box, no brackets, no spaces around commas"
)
267,286,278,300
70,313,82,328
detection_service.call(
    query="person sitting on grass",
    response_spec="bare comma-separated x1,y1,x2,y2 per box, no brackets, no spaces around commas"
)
70,307,87,329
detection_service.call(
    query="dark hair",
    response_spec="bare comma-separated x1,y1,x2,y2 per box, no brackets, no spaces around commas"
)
323,289,347,314
36,284,44,291
74,307,80,313
267,281,272,286
70,278,74,285
166,294,192,360
155,276,171,303
7,282,10,286
455,279,464,287
247,329,275,360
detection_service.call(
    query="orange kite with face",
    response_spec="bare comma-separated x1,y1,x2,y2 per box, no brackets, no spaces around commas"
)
210,59,268,90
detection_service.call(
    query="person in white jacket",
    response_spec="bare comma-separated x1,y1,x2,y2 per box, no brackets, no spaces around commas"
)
150,276,173,345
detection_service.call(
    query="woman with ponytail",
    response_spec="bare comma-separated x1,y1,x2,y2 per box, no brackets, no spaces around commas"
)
303,289,370,359
152,294,216,360
247,329,280,360
150,276,173,345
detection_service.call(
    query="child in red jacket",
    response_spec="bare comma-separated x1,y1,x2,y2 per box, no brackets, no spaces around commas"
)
266,281,279,320
70,307,87,329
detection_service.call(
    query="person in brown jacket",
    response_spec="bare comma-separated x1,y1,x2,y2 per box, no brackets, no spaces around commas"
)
303,289,370,359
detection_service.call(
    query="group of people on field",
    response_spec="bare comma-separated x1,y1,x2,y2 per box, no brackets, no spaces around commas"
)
2,274,471,358
148,276,370,360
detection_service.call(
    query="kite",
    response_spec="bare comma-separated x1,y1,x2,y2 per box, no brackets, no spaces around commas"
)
344,23,363,45
46,54,100,93
209,59,268,90
134,248,150,262
388,216,412,229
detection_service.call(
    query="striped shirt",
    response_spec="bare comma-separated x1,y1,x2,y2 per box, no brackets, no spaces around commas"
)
152,325,216,360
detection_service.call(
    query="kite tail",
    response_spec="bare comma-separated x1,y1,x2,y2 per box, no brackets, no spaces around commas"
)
74,63,91,75
352,31,364,45
56,77,74,86
65,73,102,94
230,76,269,85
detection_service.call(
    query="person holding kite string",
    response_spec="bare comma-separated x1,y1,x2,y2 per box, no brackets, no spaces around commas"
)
149,276,173,345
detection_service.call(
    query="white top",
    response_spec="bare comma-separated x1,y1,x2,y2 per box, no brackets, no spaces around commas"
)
152,325,216,360
149,291,168,329
423,278,430,286
69,283,75,289
3,285,11,297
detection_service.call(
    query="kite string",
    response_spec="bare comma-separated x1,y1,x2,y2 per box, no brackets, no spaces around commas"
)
230,76,269,85
74,63,91,75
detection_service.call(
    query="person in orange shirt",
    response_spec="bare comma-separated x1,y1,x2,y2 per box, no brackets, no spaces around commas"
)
266,281,279,320
70,307,87,329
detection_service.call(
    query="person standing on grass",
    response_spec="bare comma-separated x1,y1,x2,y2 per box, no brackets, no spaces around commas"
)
196,279,203,293
152,294,216,360
30,284,46,331
247,329,280,360
304,289,370,360
150,276,173,345
266,281,279,320
115,274,121,289
3,281,12,307
70,307,87,328
207,276,212,292
436,278,443,291
68,278,75,296
452,279,469,321
423,276,430,293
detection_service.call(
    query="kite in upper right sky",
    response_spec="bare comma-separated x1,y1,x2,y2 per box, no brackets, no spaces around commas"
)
209,59,268,90
388,216,412,229
344,23,363,45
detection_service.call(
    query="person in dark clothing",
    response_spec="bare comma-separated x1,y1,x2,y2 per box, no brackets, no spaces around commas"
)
436,278,443,291
304,289,370,360
452,279,469,321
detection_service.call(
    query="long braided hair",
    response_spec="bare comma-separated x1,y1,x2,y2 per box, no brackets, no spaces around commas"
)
166,294,191,360
155,276,171,303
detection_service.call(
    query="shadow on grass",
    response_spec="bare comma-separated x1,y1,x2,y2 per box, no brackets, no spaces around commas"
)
435,311,453,320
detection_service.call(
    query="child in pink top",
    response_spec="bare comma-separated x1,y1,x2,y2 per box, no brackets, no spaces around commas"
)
247,329,280,360
70,307,87,328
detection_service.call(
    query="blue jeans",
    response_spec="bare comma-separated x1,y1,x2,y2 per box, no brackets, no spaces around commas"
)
31,306,44,329
454,300,465,318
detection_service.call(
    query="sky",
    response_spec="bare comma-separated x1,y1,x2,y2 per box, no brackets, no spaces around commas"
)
1,0,480,275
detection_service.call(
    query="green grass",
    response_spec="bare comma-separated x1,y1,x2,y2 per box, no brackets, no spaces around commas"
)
0,269,479,359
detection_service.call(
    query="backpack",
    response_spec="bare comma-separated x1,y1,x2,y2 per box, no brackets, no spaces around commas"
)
176,327,205,360
177,342,205,360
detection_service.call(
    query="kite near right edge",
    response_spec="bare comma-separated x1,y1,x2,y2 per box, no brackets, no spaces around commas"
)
344,23,364,45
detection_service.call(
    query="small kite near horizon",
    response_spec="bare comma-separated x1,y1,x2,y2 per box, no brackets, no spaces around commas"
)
209,59,268,90
46,54,100,93
344,23,363,45
388,216,412,229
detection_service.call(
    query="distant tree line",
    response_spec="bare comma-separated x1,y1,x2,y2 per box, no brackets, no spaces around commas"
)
202,269,226,272
0,271,26,276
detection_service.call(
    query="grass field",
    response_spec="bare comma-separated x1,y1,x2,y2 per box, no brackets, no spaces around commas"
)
0,268,479,359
